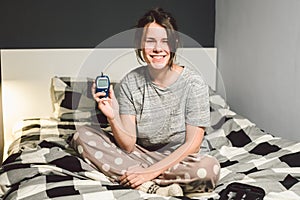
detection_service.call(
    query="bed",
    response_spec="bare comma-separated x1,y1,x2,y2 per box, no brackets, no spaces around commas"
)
1,49,300,200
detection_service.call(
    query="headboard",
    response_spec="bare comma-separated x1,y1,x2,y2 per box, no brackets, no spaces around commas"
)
0,48,217,161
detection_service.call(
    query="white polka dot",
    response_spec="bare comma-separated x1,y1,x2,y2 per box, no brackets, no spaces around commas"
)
73,132,79,140
197,168,207,179
85,131,93,136
102,164,110,172
114,157,123,165
103,141,110,148
213,164,220,175
77,145,83,154
94,151,103,159
176,176,181,180
88,141,96,147
184,172,191,180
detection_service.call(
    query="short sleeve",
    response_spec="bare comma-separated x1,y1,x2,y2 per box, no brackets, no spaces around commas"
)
117,78,136,115
185,82,210,127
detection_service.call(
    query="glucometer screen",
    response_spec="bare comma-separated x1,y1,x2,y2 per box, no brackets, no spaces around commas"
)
97,79,108,88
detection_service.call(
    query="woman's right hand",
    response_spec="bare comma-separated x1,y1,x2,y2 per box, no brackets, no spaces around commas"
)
92,83,119,120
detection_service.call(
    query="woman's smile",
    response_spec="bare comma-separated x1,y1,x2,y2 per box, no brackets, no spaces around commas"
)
143,22,171,69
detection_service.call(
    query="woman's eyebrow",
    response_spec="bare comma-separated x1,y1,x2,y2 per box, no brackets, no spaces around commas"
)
145,37,155,40
145,37,168,40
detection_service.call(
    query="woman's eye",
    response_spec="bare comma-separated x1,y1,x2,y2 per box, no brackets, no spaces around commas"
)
146,40,155,43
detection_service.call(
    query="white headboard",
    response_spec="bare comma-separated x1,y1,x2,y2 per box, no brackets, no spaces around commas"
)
1,48,217,160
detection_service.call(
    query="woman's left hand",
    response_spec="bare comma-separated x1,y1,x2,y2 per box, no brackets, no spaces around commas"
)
119,166,161,188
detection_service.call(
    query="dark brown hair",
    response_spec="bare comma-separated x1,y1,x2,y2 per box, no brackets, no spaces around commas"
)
135,8,179,67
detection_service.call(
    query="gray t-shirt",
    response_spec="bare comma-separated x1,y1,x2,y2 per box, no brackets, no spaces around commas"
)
118,65,210,152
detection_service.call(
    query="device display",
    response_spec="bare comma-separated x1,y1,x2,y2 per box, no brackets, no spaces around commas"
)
95,73,110,98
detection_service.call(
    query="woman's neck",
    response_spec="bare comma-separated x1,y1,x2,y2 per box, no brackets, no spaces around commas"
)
147,64,183,88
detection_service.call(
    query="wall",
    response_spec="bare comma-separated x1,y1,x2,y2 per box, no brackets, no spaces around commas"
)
215,0,300,141
0,0,215,48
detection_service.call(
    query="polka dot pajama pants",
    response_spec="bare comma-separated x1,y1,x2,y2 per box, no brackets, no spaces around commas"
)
70,125,220,193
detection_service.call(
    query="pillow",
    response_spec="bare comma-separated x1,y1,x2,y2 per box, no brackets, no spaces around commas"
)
208,87,230,111
50,76,227,125
50,76,119,126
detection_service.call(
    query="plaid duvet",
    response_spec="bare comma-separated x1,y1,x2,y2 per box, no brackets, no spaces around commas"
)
207,93,300,199
0,92,300,200
1,120,182,200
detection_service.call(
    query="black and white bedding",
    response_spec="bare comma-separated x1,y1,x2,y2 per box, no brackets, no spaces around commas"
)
0,77,300,200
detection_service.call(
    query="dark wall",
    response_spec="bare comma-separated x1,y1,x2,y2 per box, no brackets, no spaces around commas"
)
0,0,215,48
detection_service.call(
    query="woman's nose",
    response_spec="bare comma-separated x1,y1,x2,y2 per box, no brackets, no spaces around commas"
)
153,42,163,52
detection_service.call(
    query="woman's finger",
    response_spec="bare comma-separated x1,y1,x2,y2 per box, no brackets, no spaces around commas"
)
91,82,96,94
119,174,129,185
94,92,109,102
119,172,136,186
109,85,115,98
124,174,139,187
128,175,145,188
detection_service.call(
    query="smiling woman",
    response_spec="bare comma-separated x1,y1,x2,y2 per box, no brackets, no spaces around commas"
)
142,23,172,70
70,7,220,196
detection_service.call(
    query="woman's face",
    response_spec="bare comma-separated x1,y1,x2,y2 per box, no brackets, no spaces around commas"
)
142,22,171,69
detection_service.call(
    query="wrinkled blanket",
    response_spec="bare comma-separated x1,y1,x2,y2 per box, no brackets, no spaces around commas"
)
1,92,300,200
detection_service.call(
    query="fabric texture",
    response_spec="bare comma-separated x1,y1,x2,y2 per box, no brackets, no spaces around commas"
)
50,76,111,126
118,66,210,151
70,125,220,194
1,80,300,200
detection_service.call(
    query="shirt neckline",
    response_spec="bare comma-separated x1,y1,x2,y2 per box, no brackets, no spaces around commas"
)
145,65,186,91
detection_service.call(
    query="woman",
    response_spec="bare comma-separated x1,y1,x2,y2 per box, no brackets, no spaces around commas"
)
71,7,220,196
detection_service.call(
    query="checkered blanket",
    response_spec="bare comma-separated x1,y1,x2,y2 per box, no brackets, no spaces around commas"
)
0,119,185,200
207,93,300,199
0,92,300,200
